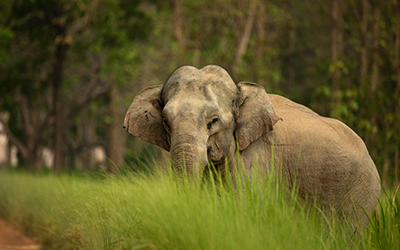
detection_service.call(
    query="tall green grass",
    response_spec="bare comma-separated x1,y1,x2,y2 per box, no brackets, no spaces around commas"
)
0,167,398,250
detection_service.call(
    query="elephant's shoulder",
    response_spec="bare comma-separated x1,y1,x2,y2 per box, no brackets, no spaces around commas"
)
268,94,320,120
268,94,364,147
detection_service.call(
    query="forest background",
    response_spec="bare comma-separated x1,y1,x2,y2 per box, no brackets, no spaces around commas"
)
0,0,399,187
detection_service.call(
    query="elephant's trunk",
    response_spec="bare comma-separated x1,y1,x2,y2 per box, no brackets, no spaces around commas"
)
170,133,208,179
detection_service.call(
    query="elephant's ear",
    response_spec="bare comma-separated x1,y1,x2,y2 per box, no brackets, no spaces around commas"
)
123,86,170,151
235,82,281,151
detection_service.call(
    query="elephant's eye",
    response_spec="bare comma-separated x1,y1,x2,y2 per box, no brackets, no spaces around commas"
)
207,118,219,130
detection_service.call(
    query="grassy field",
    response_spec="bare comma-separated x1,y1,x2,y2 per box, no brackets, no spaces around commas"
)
0,167,398,250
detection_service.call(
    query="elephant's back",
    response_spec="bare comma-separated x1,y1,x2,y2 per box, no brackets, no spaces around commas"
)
268,94,372,155
268,94,320,119
266,94,381,228
268,93,380,184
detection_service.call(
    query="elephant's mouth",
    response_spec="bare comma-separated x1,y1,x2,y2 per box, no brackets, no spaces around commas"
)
208,158,227,168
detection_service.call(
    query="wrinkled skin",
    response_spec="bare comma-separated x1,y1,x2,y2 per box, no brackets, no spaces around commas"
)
124,65,381,230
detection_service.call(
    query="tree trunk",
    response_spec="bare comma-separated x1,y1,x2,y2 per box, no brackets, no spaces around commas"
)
394,0,400,185
75,109,94,170
52,33,69,175
359,0,369,81
382,117,390,185
368,7,380,160
330,0,343,115
255,1,268,87
0,104,42,170
233,0,256,80
171,0,185,55
108,81,126,174
395,148,399,185
370,8,380,93
287,23,296,90
5,142,10,167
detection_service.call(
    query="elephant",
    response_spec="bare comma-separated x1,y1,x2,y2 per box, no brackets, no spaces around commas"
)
123,65,381,230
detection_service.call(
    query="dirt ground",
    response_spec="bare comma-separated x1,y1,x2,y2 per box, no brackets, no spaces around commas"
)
0,219,41,250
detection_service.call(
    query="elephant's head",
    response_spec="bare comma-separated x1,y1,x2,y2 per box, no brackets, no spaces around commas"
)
124,65,280,178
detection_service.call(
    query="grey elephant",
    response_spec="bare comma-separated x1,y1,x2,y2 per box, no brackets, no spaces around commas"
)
124,65,381,230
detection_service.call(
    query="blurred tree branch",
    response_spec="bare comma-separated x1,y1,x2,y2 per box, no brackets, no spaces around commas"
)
233,0,256,79
171,0,186,54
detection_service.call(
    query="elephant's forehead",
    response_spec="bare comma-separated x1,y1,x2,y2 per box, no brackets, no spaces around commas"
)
161,68,237,102
162,81,237,112
167,65,234,83
163,97,218,120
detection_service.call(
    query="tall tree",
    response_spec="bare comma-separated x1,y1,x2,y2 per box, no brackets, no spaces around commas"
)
232,0,256,79
52,10,70,174
330,0,343,114
171,0,186,55
0,0,56,168
0,0,152,172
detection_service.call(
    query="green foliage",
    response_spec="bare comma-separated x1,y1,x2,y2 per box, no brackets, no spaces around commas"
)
0,170,329,249
0,0,154,168
367,187,400,250
122,145,160,174
0,168,398,249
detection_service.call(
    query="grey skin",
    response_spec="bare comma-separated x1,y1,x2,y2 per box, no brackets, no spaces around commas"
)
124,65,381,229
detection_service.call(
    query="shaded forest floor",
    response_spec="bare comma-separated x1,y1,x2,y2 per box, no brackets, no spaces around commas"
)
0,219,41,250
